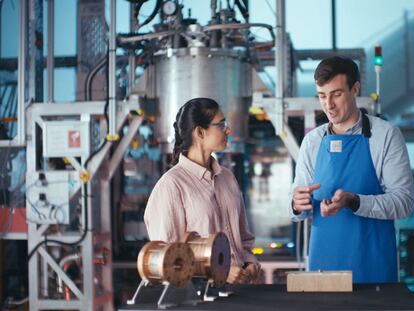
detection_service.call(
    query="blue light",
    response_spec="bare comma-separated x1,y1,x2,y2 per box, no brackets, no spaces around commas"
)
374,56,383,66
287,242,295,248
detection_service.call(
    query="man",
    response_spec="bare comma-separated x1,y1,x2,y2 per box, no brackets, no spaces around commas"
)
290,56,414,283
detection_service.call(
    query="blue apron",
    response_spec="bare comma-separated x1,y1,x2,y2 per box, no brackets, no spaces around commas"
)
310,113,398,283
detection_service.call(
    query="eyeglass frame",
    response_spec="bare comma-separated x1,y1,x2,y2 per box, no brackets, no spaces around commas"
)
208,120,229,132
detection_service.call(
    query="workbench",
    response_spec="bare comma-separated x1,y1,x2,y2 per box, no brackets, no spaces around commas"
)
119,283,414,311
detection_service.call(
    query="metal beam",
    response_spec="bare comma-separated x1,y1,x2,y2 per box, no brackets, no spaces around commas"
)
0,56,78,71
47,0,54,102
296,48,365,60
275,0,286,135
106,116,143,181
108,0,117,137
38,247,83,299
29,101,106,116
17,0,27,145
28,0,44,102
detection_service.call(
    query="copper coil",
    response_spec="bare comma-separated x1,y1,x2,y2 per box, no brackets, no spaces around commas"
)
137,241,195,288
182,232,231,287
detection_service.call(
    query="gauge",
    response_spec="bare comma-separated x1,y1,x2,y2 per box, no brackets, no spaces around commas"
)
162,1,177,16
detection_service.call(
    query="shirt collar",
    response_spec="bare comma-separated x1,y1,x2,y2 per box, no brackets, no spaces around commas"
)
328,110,362,135
178,153,222,180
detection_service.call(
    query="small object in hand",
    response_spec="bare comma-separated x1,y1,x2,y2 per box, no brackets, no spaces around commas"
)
326,199,332,205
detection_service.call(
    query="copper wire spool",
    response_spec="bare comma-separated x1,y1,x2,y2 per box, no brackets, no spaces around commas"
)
137,241,195,288
182,232,231,287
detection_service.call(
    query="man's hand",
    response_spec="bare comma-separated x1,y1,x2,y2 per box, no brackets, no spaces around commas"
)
226,265,251,284
320,189,358,217
292,184,321,213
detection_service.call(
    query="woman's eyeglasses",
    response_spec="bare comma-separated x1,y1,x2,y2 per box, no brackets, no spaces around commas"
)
209,120,228,131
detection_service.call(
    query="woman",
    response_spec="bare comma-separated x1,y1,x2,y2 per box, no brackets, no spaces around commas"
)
144,97,261,284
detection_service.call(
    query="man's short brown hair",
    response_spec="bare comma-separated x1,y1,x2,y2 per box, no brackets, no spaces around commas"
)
314,56,360,90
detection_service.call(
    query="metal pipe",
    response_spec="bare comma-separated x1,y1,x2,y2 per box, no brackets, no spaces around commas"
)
118,23,275,46
42,256,48,297
404,10,410,91
17,0,27,145
128,2,137,97
108,0,117,138
47,0,54,102
57,253,81,294
211,0,217,19
0,1,3,59
375,68,381,115
117,30,177,44
331,0,336,50
203,23,275,41
275,0,285,135
30,0,44,102
128,52,135,98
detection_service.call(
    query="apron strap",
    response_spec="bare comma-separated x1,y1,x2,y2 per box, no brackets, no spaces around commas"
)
361,110,371,138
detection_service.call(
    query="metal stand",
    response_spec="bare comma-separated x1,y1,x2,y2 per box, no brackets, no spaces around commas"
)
127,280,200,309
26,102,141,311
127,280,149,305
202,280,232,301
203,280,217,302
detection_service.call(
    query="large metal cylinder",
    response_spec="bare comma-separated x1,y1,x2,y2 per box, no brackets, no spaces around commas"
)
148,47,252,151
137,241,195,288
182,231,231,287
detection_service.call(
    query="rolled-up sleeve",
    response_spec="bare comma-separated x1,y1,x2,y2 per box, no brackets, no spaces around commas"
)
144,176,186,242
288,133,317,222
357,126,414,219
238,192,258,263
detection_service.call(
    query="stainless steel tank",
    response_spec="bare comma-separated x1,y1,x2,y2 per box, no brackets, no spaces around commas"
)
145,47,252,152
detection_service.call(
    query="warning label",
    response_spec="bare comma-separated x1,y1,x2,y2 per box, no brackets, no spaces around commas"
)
68,130,81,148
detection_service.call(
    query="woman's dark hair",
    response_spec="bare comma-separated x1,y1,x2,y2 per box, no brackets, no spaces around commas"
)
314,56,360,90
172,98,219,165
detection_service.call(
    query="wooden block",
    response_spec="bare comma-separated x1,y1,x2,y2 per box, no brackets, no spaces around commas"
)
287,271,353,292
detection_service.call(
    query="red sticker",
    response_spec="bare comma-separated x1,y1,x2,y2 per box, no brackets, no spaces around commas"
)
68,130,81,148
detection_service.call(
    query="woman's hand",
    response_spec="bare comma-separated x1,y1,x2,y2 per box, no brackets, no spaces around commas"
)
226,263,263,284
226,265,251,284
245,262,263,284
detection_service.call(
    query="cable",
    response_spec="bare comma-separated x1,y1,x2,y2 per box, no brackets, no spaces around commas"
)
25,179,71,221
84,55,107,101
4,296,29,307
27,183,89,261
234,0,249,22
84,47,111,169
132,1,149,31
136,0,162,31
